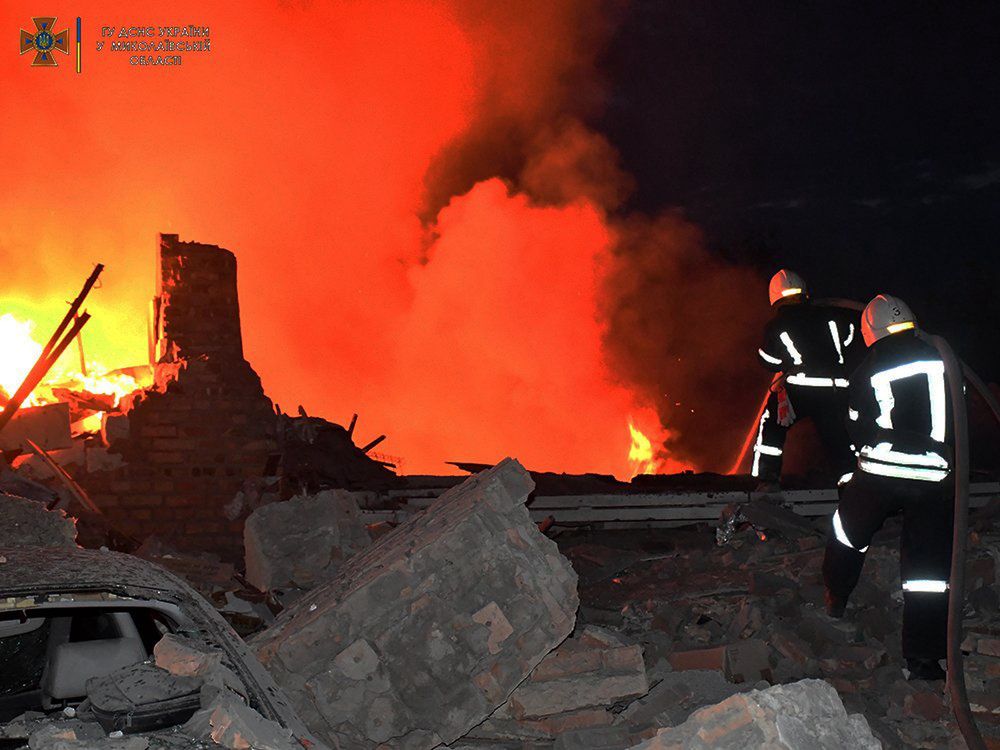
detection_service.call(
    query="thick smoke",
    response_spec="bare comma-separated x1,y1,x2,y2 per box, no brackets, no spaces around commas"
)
414,0,770,471
599,216,770,470
1,0,766,475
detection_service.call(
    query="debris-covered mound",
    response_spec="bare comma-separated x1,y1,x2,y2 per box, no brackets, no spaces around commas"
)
0,493,76,548
243,489,373,591
629,678,881,750
252,458,579,750
558,493,1000,748
278,413,398,493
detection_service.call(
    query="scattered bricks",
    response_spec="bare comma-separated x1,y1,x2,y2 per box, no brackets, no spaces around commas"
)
620,670,749,732
797,605,862,652
725,600,763,640
769,631,814,670
668,645,726,673
969,690,1000,716
819,643,886,675
968,553,997,589
903,690,947,722
668,640,771,684
724,639,771,684
244,490,372,591
183,691,300,750
735,498,820,541
969,585,1000,618
466,708,614,744
252,460,578,750
498,627,648,720
628,679,881,750
532,709,615,736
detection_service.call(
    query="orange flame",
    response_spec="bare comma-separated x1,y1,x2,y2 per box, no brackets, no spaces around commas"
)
627,419,665,478
626,416,694,479
0,313,147,430
0,314,45,405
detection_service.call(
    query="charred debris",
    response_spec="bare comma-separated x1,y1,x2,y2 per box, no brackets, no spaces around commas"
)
1,234,999,749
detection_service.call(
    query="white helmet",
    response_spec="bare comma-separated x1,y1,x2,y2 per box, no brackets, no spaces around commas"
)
768,269,808,305
861,294,917,346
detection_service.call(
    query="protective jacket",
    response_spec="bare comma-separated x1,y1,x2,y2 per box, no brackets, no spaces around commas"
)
846,331,952,482
758,301,865,384
751,301,863,481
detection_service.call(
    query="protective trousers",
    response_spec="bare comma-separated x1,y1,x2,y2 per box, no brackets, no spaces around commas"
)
822,470,953,660
751,384,854,482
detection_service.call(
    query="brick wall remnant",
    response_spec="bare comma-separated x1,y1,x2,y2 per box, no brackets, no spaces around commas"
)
153,233,244,362
77,234,277,561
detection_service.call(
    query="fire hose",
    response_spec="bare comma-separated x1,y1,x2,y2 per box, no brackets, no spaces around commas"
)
925,332,989,750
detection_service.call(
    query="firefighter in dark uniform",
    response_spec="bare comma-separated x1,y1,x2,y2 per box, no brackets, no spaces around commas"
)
752,269,865,488
822,294,955,681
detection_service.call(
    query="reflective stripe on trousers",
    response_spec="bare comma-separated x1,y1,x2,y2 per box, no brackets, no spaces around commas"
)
832,509,869,553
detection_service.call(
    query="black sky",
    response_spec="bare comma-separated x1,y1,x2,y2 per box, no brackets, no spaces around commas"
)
600,2,1000,379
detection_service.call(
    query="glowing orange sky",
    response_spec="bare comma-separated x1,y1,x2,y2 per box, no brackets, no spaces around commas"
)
1,0,675,476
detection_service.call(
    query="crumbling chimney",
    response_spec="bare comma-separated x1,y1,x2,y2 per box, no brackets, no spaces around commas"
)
79,234,277,561
152,233,244,363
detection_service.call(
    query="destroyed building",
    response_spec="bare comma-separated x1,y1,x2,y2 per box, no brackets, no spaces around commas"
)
3,234,395,563
2,233,1000,750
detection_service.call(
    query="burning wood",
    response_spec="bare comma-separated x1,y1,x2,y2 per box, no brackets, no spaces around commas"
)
0,264,146,440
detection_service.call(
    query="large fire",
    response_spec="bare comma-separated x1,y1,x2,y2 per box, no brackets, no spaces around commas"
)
1,2,736,478
0,314,43,404
0,312,147,432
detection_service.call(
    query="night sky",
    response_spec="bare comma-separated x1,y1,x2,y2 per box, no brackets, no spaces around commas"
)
600,2,1000,379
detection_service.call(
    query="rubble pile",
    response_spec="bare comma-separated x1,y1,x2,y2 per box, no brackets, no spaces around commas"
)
465,626,648,746
558,495,1000,748
253,459,580,750
0,234,400,566
243,488,373,591
277,413,398,494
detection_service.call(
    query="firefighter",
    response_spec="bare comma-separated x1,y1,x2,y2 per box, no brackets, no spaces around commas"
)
752,269,864,488
822,294,954,681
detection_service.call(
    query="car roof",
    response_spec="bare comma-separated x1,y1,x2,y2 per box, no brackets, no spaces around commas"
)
0,545,194,603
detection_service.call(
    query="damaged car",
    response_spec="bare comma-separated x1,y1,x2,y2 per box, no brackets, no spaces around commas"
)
0,545,325,749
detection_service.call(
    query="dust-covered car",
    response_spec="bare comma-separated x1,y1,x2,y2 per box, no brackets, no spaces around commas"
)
0,545,326,749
